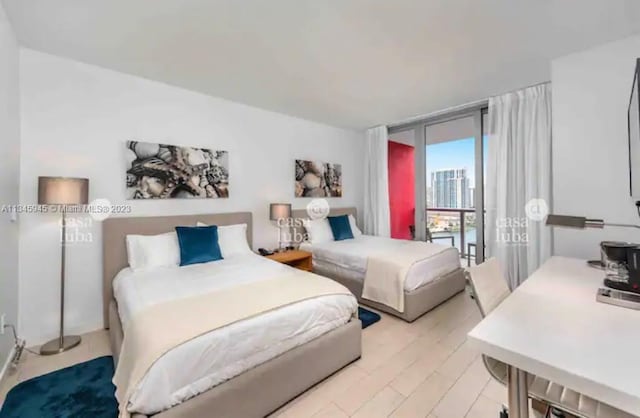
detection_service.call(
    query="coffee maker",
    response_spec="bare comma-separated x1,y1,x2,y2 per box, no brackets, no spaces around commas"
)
601,241,640,294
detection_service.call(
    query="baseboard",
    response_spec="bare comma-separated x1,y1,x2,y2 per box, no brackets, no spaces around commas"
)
27,321,101,347
0,345,16,386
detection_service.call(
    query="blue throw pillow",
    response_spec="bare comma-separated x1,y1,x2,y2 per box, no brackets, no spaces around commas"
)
175,226,223,266
327,215,354,241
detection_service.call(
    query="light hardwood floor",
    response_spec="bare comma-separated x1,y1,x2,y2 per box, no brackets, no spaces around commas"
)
0,291,517,418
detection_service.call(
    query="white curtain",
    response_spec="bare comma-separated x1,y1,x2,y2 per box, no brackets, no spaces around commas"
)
486,83,552,289
363,125,391,236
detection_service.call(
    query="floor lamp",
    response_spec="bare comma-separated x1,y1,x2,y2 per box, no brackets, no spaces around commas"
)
38,176,89,355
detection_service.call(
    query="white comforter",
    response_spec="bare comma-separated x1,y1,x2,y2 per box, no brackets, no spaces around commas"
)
113,254,357,415
300,235,460,291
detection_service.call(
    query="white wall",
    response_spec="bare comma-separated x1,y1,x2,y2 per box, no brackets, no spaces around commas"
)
0,3,20,373
552,34,640,259
389,130,415,147
19,49,364,344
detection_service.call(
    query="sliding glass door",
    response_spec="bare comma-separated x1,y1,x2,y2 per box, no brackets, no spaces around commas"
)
425,113,485,264
389,107,487,265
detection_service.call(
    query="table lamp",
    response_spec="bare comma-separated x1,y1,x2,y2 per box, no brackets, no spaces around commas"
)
545,214,640,229
269,203,291,251
38,176,89,355
546,213,640,271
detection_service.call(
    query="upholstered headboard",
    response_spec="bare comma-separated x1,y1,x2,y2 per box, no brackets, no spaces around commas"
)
290,207,358,243
102,212,252,328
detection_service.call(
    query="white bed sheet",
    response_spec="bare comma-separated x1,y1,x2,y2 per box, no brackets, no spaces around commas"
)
113,254,357,415
300,235,460,291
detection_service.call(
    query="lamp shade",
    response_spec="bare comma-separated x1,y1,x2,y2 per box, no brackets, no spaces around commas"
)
38,177,89,205
269,203,291,220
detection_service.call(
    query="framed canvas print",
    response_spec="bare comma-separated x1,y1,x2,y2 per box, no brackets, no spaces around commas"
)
295,160,342,197
125,140,229,199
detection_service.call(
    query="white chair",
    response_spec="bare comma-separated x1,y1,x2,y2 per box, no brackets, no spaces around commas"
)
466,258,636,418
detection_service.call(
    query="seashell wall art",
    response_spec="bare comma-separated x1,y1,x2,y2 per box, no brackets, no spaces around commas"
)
295,159,342,197
126,140,229,199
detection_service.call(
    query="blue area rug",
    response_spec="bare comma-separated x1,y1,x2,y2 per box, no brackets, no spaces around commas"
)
358,306,381,329
0,356,117,418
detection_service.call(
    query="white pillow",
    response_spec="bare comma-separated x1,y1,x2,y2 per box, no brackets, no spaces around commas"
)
304,218,334,244
197,222,252,258
126,232,180,271
349,215,363,237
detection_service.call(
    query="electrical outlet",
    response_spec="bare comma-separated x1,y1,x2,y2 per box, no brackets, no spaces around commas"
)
0,314,5,334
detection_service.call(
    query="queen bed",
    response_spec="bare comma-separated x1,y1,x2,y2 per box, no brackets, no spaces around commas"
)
103,212,361,418
293,207,466,322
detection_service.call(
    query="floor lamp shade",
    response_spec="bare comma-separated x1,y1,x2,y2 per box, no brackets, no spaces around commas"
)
38,177,89,205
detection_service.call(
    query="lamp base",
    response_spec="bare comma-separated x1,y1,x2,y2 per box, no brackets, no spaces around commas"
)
39,335,81,355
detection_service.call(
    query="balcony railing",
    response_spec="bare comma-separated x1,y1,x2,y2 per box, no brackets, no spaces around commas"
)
426,207,477,257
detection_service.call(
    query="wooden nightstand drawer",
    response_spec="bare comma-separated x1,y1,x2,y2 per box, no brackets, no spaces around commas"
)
265,250,312,272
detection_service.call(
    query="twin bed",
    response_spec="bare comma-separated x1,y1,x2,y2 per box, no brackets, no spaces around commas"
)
102,209,465,417
293,207,466,322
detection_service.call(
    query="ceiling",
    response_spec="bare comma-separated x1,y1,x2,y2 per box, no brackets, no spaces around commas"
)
4,0,640,129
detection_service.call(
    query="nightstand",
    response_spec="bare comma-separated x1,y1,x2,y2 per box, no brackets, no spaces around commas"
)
265,250,313,272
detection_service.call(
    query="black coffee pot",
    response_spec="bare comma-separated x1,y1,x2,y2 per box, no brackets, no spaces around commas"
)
601,241,640,294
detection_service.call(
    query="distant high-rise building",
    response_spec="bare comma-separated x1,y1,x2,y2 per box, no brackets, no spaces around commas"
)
431,168,470,208
469,187,475,208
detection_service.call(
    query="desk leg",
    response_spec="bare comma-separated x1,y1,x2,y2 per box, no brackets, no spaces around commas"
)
507,365,529,418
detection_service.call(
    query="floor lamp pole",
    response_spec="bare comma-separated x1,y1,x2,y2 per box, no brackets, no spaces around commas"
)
40,209,81,355
59,209,66,347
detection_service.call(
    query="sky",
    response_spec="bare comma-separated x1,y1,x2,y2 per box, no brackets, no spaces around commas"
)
426,136,489,188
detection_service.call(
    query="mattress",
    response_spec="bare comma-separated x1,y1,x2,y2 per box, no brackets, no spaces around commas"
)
300,235,460,291
112,254,357,415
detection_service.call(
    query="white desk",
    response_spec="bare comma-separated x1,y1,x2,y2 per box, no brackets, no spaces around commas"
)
468,256,640,417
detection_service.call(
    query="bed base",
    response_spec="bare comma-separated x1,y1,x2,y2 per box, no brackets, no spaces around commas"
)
108,300,361,418
312,266,467,322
